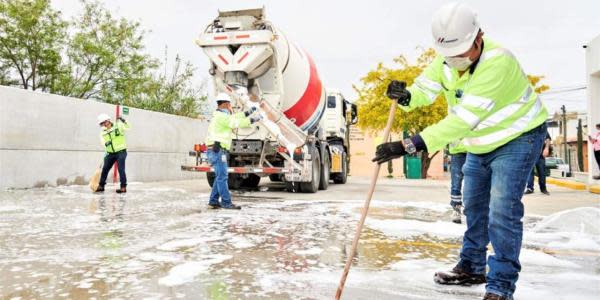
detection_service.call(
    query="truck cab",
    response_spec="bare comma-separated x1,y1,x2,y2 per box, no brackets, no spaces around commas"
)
321,89,357,184
323,89,357,141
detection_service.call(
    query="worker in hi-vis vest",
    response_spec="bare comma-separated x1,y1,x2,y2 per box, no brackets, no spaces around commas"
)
205,93,261,210
448,137,467,224
372,3,547,300
96,113,130,193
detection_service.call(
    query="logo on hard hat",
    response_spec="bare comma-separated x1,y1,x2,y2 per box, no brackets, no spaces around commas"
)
437,37,458,44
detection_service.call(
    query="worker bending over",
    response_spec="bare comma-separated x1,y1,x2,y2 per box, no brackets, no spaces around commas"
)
373,3,548,299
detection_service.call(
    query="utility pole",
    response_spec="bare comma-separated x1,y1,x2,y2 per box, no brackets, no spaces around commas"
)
561,105,568,163
577,118,584,172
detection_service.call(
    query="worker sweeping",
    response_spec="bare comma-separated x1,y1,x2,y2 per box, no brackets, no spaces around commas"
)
96,113,130,193
372,2,548,299
205,93,261,210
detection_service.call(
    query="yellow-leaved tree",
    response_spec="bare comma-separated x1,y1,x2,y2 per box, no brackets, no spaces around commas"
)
527,75,550,94
355,48,446,178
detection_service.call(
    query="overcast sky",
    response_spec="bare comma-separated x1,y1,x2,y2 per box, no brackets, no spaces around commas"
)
52,0,600,114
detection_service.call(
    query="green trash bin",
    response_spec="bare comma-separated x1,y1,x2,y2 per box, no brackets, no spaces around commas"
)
406,156,422,179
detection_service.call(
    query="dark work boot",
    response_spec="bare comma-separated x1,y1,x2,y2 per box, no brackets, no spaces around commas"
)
541,189,550,195
116,185,127,194
451,205,462,224
482,292,508,300
222,204,241,210
434,265,486,286
208,203,221,209
95,185,105,193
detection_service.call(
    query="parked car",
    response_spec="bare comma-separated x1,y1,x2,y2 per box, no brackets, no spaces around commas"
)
545,157,570,176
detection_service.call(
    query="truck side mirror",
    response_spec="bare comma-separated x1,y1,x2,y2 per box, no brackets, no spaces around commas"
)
350,104,358,125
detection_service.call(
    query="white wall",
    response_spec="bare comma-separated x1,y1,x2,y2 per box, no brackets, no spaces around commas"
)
0,86,207,189
586,34,600,182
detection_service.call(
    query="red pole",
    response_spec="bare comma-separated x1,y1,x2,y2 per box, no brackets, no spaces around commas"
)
113,104,120,184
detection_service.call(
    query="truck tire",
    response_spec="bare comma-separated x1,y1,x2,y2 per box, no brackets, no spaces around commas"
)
228,174,244,190
300,147,321,193
269,174,282,182
333,152,348,184
207,172,216,187
319,150,330,190
242,174,261,188
285,181,301,192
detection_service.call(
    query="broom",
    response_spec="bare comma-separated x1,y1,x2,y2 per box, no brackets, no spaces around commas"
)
335,100,397,299
89,160,103,192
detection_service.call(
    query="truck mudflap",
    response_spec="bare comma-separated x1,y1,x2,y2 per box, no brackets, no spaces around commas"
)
181,165,288,174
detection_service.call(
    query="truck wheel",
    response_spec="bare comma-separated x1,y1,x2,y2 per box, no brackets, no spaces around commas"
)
207,172,216,187
269,174,282,182
319,150,330,190
242,174,261,188
285,181,300,193
228,174,244,190
300,147,321,193
333,152,348,184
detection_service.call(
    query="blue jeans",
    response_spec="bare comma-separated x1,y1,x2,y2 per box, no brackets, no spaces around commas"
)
207,149,233,207
457,124,546,298
99,150,127,187
526,156,546,191
450,153,467,207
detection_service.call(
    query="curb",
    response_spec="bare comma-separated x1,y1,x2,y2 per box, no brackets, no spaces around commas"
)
590,185,600,194
545,177,587,190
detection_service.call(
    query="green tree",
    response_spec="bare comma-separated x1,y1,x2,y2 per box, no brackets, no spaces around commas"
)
0,0,67,90
355,48,446,178
0,0,206,117
58,0,158,101
136,52,207,117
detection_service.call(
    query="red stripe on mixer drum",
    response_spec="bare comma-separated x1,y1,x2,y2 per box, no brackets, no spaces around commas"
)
283,54,322,127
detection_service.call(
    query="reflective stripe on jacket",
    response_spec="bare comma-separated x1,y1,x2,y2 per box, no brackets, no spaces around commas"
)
101,120,130,153
405,37,548,154
205,110,251,150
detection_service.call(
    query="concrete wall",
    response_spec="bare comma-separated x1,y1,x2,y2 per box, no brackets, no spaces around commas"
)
586,35,600,183
0,86,207,189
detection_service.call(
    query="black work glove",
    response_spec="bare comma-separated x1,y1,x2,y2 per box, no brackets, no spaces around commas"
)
118,116,127,123
213,141,221,152
244,106,257,117
372,141,406,164
386,80,411,106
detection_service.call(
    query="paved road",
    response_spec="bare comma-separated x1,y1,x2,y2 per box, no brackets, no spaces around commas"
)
1,177,598,299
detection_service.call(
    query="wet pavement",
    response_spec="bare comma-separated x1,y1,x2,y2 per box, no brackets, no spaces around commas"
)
1,178,599,299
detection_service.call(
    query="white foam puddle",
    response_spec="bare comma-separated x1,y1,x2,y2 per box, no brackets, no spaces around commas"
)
518,249,581,268
294,247,323,256
370,200,451,213
525,207,600,251
367,218,465,239
138,252,183,263
228,236,255,249
0,205,24,213
158,255,232,287
156,237,224,251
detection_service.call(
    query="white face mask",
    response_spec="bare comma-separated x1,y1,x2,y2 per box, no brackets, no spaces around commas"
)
445,56,473,71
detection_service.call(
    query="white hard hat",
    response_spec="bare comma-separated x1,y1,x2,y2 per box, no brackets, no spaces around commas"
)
431,2,480,57
215,92,232,103
97,113,111,125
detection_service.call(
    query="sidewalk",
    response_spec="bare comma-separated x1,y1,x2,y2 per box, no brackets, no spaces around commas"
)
541,175,600,194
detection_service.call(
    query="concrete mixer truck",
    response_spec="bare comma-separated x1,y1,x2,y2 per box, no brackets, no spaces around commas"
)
181,8,357,193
